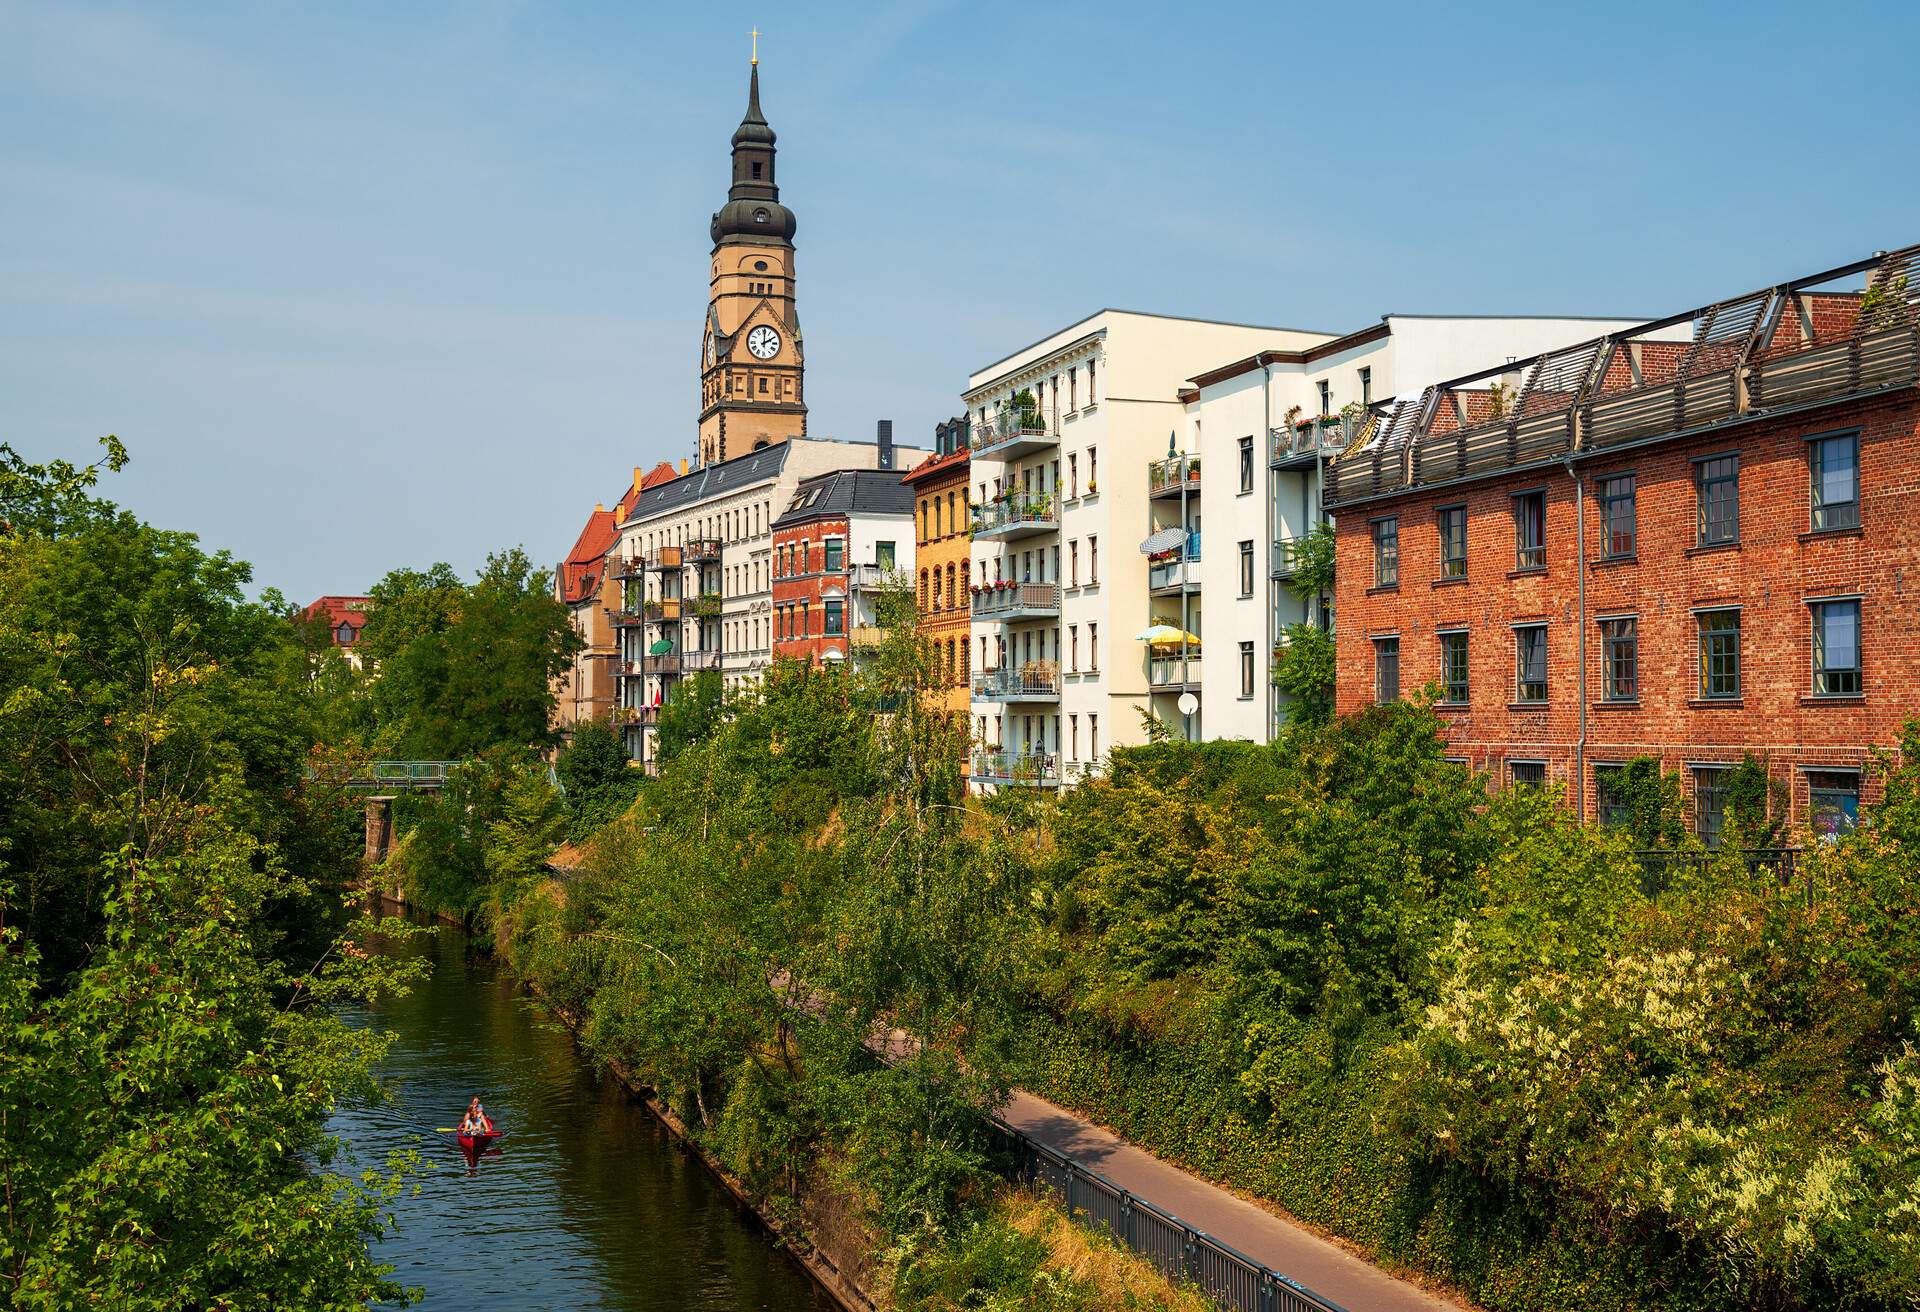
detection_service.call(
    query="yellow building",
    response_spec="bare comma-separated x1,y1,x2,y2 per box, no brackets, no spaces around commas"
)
903,418,972,728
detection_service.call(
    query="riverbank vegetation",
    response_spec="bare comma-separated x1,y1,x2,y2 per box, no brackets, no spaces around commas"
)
0,440,433,1307
414,573,1920,1311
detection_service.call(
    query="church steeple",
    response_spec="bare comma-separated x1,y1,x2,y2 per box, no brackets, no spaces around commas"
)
698,51,805,468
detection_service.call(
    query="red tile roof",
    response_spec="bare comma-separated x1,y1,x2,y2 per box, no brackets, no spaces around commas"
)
560,508,617,605
304,595,371,644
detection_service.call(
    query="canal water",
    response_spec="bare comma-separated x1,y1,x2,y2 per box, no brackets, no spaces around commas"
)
328,917,834,1311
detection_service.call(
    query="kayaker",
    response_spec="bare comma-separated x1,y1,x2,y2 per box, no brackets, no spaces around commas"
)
460,1097,493,1137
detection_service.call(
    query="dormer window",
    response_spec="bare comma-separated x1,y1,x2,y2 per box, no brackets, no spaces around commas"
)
754,208,769,224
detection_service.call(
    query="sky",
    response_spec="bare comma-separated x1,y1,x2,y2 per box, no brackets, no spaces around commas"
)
4,0,1918,602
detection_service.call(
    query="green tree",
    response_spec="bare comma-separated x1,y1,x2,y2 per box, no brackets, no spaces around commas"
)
555,717,640,838
654,669,726,765
1272,622,1333,726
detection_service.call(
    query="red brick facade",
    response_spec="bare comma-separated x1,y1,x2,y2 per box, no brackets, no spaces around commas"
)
772,517,852,664
1334,390,1919,834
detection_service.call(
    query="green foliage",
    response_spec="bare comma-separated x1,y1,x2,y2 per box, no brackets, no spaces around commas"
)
1282,521,1335,600
0,434,127,538
1272,622,1333,726
1606,755,1691,848
1725,751,1790,849
555,717,641,838
359,549,581,758
654,669,725,765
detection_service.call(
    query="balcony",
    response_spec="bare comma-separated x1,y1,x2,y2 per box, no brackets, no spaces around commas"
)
616,704,659,727
689,592,723,618
972,663,1061,702
686,538,722,564
681,648,722,672
643,598,682,622
1272,415,1361,467
642,651,681,676
616,658,643,678
1147,455,1201,500
1147,653,1202,689
1271,536,1311,581
610,608,646,628
649,546,683,571
1146,533,1202,594
971,493,1058,542
846,562,907,592
848,624,888,648
610,556,646,579
969,750,1062,788
967,406,1058,462
971,581,1061,622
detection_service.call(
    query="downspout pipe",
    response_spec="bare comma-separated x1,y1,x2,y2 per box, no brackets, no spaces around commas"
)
1565,457,1588,820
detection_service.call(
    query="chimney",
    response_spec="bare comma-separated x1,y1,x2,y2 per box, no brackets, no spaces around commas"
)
679,457,690,476
632,466,642,490
876,419,894,471
594,502,605,513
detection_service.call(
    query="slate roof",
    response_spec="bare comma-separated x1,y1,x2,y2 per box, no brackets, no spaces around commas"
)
772,468,915,529
619,443,795,527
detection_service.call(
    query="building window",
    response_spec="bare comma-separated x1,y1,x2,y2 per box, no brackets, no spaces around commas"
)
1697,454,1739,546
1808,770,1861,840
1600,617,1638,702
759,376,769,394
1069,540,1079,586
1087,447,1097,493
1086,358,1096,405
1372,517,1399,588
1068,626,1078,672
1513,490,1546,570
1089,712,1099,759
1359,366,1372,406
1238,540,1254,596
1596,765,1627,828
1515,625,1547,703
1694,766,1730,849
1374,636,1400,703
1811,599,1862,695
824,538,844,572
1088,623,1098,670
1810,432,1860,531
1088,536,1098,584
1510,760,1546,789
1698,609,1741,699
1434,630,1468,704
1238,641,1255,697
1437,505,1467,579
875,541,895,570
1068,366,1077,409
1068,453,1078,499
1599,474,1635,558
1238,436,1254,493
1317,380,1331,414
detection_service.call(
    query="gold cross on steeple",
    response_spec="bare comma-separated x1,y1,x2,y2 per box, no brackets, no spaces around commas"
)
749,27,760,65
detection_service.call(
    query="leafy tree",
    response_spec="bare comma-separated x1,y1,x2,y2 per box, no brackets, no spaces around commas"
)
1272,622,1333,726
654,669,725,765
1606,755,1690,849
1724,751,1790,850
555,717,640,838
0,434,127,538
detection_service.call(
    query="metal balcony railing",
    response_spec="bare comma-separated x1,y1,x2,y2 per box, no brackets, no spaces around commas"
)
1271,536,1309,580
972,664,1061,701
1272,415,1363,465
685,538,722,564
689,592,723,618
1147,654,1201,688
649,545,683,571
967,405,1059,459
1147,533,1201,592
681,648,722,672
969,750,1061,787
642,598,682,621
1147,455,1200,497
846,562,907,592
971,493,1058,539
642,652,681,676
610,556,646,579
971,581,1061,620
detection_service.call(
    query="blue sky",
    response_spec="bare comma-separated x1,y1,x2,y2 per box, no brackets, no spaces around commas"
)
4,0,1917,601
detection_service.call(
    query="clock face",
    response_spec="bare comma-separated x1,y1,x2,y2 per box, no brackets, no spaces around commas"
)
747,326,781,360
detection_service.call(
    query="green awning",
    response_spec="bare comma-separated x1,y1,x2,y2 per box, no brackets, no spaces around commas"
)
648,638,675,655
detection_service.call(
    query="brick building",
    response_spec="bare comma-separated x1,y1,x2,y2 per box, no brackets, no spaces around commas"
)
903,418,972,719
553,472,652,735
1328,244,1920,840
303,595,372,669
770,463,916,666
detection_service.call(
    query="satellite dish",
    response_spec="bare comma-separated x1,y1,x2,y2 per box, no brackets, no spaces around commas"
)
1176,692,1199,716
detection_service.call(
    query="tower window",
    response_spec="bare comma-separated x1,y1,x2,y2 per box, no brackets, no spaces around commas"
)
759,377,769,394
754,260,768,272
751,162,763,179
754,208,769,223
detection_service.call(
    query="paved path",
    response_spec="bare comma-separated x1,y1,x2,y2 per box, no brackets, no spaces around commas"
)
998,1086,1462,1312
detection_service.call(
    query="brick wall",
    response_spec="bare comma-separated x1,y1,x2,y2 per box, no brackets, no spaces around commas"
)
772,517,850,664
1334,390,1919,831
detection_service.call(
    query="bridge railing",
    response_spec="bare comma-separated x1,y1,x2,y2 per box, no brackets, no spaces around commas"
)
332,761,459,790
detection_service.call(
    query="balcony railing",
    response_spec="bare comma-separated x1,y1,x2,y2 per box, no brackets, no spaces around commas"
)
1147,455,1200,498
846,562,907,592
642,651,682,676
648,545,683,571
1272,415,1362,466
1147,533,1201,592
1147,654,1201,688
681,648,721,672
610,556,646,579
969,750,1062,788
641,598,682,621
610,608,646,627
689,592,723,618
971,581,1061,621
1326,245,1920,508
615,704,659,726
967,406,1058,460
972,663,1061,701
971,493,1058,541
1271,536,1311,581
849,624,888,648
686,538,722,564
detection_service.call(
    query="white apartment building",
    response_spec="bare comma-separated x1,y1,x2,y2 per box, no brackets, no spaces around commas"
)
610,427,925,769
963,311,1330,790
1173,314,1652,742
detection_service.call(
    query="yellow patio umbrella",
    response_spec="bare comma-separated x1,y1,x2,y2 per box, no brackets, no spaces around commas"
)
1136,624,1201,646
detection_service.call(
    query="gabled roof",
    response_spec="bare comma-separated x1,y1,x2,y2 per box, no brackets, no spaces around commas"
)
901,446,969,485
620,443,795,526
772,468,914,529
560,508,618,604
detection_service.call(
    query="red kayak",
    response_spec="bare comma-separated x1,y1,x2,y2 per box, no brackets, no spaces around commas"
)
457,1128,501,1152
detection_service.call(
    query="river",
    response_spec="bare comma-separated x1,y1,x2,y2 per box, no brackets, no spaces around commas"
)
327,916,834,1311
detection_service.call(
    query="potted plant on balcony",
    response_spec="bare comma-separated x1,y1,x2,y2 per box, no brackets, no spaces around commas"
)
1186,457,1200,481
1011,387,1042,433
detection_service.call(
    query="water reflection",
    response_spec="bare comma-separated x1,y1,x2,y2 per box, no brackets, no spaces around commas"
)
329,919,833,1311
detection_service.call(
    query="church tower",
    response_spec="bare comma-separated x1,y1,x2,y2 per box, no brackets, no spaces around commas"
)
698,54,805,467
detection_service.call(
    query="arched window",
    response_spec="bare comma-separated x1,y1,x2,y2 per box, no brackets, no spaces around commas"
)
946,491,956,537
945,563,956,611
931,569,942,611
919,569,929,611
960,640,969,683
933,498,942,539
